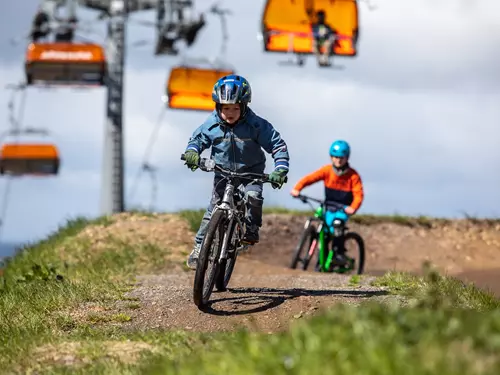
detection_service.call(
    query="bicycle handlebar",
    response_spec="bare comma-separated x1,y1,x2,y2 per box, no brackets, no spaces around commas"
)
293,194,346,212
294,194,324,204
180,154,288,186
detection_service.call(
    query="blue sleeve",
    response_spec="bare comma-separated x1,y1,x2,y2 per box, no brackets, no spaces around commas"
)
185,120,212,154
256,119,290,172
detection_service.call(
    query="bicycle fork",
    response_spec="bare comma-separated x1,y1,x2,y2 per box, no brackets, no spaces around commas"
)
316,223,336,271
218,212,246,259
217,183,246,262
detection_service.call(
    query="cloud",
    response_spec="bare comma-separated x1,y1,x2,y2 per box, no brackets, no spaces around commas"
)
249,70,500,216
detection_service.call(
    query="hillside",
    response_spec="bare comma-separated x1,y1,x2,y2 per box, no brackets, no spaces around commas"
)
182,209,500,294
254,212,500,293
1,210,500,374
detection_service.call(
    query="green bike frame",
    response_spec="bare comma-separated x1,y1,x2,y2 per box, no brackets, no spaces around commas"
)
313,206,352,273
312,206,332,272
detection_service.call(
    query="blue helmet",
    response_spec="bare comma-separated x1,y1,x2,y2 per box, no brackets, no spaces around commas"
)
212,74,252,105
329,140,350,158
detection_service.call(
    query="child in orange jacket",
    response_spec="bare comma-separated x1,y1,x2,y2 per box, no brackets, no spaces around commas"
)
290,140,364,263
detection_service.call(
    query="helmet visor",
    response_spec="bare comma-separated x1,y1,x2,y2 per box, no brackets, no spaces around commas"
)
217,82,242,104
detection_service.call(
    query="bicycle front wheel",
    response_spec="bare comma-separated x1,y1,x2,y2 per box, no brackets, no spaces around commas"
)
215,220,242,292
193,209,225,308
290,221,318,270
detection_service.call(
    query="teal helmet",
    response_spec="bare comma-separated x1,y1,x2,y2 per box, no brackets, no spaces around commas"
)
329,140,350,158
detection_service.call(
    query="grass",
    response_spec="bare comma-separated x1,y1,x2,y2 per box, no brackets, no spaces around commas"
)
0,214,177,373
178,209,206,232
373,263,500,311
1,210,500,374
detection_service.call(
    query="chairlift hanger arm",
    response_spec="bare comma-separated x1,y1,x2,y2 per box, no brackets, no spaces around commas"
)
24,0,123,45
207,3,231,63
31,0,71,40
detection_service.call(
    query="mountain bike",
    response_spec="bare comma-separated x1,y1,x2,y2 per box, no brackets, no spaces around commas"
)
180,154,287,308
290,194,365,274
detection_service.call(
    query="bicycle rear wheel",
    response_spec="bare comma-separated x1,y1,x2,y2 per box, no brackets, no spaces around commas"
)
215,220,243,291
290,222,318,270
193,209,225,308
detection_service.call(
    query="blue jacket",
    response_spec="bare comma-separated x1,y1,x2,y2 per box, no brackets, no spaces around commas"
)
185,108,290,174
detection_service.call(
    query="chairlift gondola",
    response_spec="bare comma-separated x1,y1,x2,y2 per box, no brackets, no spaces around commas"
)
260,0,359,62
25,42,107,87
0,129,60,177
165,65,234,112
161,5,234,112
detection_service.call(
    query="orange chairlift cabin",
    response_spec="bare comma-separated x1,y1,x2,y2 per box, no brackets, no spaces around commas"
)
25,42,107,86
261,0,359,60
165,65,234,112
0,129,60,177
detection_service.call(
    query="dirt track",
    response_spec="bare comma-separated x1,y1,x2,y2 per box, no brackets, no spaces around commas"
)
77,213,500,333
124,264,388,333
259,214,500,296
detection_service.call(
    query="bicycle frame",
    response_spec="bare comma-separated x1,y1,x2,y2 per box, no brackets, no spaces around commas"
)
183,153,288,307
182,154,283,262
214,179,247,262
310,206,336,272
296,195,349,272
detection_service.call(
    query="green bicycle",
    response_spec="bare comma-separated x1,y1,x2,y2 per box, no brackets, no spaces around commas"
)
290,194,365,274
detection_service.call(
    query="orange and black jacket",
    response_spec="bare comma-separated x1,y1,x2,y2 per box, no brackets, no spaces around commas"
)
293,164,364,213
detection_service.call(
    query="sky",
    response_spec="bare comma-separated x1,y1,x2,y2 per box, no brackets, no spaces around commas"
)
0,0,499,245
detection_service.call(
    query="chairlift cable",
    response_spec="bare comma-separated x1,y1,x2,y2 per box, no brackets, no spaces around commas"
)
0,86,29,243
127,106,166,205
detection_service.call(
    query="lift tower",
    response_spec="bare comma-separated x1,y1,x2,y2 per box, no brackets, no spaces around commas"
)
81,0,156,214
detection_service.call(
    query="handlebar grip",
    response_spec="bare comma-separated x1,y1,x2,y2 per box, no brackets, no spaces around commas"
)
180,154,186,161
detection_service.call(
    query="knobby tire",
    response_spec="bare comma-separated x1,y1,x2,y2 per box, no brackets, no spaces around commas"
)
290,222,317,270
343,231,365,275
193,209,225,308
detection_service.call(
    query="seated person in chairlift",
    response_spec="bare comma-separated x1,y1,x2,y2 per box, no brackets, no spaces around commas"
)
30,9,51,42
311,10,336,67
290,140,364,265
54,16,78,43
156,14,205,55
182,14,206,46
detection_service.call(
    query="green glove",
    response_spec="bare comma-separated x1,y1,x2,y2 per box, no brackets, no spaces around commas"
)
268,169,288,189
184,150,200,171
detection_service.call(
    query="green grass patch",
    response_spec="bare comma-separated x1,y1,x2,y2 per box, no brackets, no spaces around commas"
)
142,307,500,374
373,264,500,311
21,330,219,374
178,209,205,232
0,214,173,372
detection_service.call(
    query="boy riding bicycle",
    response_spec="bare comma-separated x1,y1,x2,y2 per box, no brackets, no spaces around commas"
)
290,140,364,265
183,74,290,270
